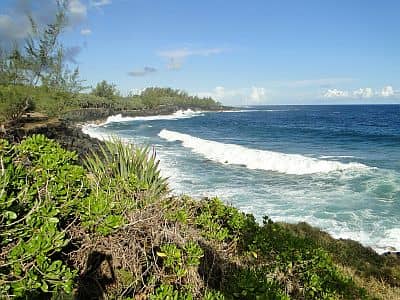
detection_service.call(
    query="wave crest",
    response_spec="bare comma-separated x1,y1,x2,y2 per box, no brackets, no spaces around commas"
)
101,109,203,125
158,129,369,175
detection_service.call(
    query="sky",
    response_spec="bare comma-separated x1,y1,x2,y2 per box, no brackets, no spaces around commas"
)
1,0,400,105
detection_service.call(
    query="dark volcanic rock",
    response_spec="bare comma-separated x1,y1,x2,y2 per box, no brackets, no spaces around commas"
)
1,120,102,160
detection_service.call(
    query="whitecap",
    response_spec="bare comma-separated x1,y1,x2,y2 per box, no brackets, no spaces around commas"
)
100,109,203,125
158,129,369,175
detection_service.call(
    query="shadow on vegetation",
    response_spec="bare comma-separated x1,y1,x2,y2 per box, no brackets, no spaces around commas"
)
76,251,116,300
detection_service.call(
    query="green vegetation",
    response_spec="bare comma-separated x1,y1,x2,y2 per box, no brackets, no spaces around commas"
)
0,135,84,297
0,13,221,125
1,135,399,299
0,2,222,126
0,3,398,300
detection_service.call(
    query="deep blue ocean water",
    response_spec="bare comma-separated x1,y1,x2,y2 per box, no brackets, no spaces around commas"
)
83,105,400,253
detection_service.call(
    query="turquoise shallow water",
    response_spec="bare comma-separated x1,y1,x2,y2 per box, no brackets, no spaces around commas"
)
83,105,400,253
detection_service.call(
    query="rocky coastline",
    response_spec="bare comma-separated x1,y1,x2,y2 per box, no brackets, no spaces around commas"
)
2,108,399,259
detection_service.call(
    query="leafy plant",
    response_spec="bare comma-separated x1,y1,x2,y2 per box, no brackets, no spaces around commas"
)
0,135,86,297
150,284,194,300
84,138,168,202
0,85,35,122
195,197,252,242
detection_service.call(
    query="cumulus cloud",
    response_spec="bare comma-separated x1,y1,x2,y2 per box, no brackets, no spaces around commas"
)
353,88,373,98
323,85,397,99
128,66,157,77
158,47,227,70
323,89,349,98
80,28,92,35
381,86,394,97
249,87,267,103
0,0,114,46
197,86,268,105
67,0,87,25
0,0,90,46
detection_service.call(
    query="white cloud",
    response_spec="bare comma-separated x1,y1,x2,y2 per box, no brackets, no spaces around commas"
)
353,87,373,98
249,87,267,103
0,0,91,46
158,47,227,70
323,89,349,98
80,28,92,35
91,0,112,7
197,86,268,105
323,85,397,99
381,85,394,97
197,86,239,100
283,78,355,88
68,0,87,25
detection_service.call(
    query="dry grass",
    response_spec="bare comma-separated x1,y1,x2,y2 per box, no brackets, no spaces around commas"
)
68,199,201,299
339,265,400,300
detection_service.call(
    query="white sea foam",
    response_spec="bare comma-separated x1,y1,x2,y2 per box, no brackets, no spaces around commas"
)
158,129,369,175
82,109,203,141
81,125,111,141
376,228,400,253
319,155,358,159
100,109,203,125
220,109,290,113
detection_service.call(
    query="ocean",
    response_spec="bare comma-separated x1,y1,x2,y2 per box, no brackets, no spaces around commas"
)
82,105,400,253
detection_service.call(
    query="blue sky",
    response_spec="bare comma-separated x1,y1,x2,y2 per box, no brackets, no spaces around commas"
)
1,0,400,105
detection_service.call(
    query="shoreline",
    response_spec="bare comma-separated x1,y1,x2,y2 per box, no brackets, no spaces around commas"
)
77,109,399,257
3,107,398,258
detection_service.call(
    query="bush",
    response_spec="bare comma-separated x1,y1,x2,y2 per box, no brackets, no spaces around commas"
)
0,135,87,297
0,85,35,122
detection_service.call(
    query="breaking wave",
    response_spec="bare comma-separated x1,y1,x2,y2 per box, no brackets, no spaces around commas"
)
158,129,369,175
101,109,203,125
82,109,203,141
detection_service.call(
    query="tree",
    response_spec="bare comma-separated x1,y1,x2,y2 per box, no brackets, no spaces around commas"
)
91,80,119,99
0,0,85,93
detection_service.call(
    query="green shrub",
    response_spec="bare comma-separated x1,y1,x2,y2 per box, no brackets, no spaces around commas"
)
84,138,168,202
195,197,255,243
157,241,204,279
0,85,35,122
225,267,289,300
150,284,194,300
0,135,87,297
82,138,168,235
